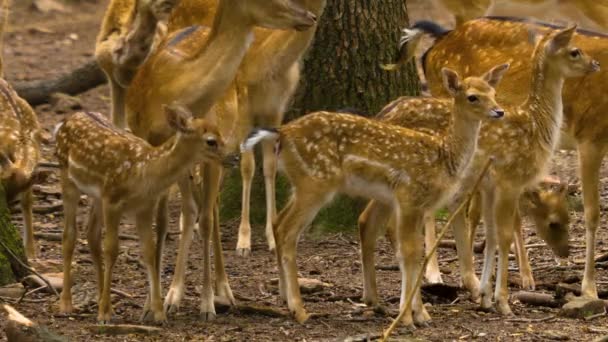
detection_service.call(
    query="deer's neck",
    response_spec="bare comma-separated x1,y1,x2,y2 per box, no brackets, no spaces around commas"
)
141,135,198,194
524,50,565,149
442,104,481,177
184,0,255,115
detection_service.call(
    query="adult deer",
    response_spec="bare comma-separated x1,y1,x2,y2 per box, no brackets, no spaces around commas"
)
395,23,599,313
0,0,42,260
56,106,225,324
96,0,181,128
125,0,317,320
242,64,508,326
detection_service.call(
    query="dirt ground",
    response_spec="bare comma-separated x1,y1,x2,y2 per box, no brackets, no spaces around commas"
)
2,0,608,341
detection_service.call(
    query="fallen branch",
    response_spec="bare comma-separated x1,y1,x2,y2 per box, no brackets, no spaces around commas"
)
85,324,161,336
513,291,563,308
0,240,59,298
13,59,106,106
380,158,493,342
33,232,61,242
3,304,67,342
234,303,289,318
505,314,557,323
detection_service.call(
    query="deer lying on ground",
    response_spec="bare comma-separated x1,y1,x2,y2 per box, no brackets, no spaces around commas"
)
95,0,180,128
125,0,316,320
55,106,225,324
0,0,42,260
434,0,608,31
242,64,508,326
400,16,607,302
393,24,598,314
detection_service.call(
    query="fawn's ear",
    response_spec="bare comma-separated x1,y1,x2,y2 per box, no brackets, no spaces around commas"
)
441,67,461,96
164,103,194,133
548,25,577,53
483,63,510,88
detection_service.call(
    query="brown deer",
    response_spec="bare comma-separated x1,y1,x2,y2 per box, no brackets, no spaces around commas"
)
241,64,508,325
394,23,598,313
0,0,42,260
95,0,181,128
433,0,608,31
55,106,225,324
163,0,327,258
125,0,317,320
400,16,607,302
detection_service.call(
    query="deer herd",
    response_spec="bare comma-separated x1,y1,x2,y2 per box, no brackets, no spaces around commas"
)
1,0,607,331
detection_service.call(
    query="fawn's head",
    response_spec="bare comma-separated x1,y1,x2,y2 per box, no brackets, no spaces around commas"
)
240,0,317,31
164,104,225,164
442,64,509,121
535,25,600,77
524,183,570,258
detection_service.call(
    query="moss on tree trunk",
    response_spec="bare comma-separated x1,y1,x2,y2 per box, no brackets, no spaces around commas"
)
221,0,420,232
0,184,29,286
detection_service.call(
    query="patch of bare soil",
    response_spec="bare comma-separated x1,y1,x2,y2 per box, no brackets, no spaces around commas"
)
2,1,608,341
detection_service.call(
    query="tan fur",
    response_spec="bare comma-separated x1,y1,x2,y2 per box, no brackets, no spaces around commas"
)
0,0,41,260
243,65,507,326
95,0,181,128
397,25,597,314
55,107,225,324
124,0,317,320
409,17,606,300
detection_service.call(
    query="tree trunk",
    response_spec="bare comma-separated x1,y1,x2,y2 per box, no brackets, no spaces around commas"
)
289,0,420,118
221,0,420,231
0,184,29,286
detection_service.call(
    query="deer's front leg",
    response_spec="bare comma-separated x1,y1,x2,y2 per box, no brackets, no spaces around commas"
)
493,187,519,316
212,175,235,304
424,212,443,284
98,202,122,324
199,163,224,320
21,188,36,260
579,141,604,299
164,177,197,314
357,200,392,306
513,208,534,290
236,150,254,257
86,200,104,303
59,175,80,314
450,199,480,301
479,187,498,310
262,138,278,252
136,205,167,324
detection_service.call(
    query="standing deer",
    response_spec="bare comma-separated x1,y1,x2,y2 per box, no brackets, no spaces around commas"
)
95,0,181,128
395,23,598,313
0,0,42,260
55,106,225,324
241,64,508,326
400,16,607,302
124,0,317,320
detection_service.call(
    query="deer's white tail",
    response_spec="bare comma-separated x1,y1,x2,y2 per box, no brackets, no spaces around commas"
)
240,128,279,153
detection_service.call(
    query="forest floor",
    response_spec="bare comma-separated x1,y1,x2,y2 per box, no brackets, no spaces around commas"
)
3,0,608,341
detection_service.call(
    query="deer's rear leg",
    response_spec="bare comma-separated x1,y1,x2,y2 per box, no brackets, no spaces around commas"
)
236,150,254,257
21,188,36,260
59,173,80,314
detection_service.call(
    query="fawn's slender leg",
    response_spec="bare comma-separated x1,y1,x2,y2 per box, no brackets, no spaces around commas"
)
164,177,197,314
579,141,605,299
450,199,480,301
424,212,443,284
59,172,80,314
98,201,122,324
86,200,104,303
479,186,497,310
262,138,278,252
358,199,392,306
273,196,294,301
136,205,167,323
199,162,224,320
145,195,168,313
21,188,35,260
493,186,519,315
212,185,235,304
274,190,328,323
513,208,534,290
468,191,482,252
236,149,254,257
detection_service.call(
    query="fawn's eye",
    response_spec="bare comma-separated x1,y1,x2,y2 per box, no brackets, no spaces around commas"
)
467,95,479,103
206,138,218,148
570,49,581,58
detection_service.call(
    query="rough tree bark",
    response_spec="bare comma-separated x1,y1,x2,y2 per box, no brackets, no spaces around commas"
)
221,0,421,230
0,184,29,286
